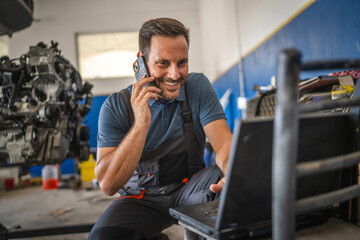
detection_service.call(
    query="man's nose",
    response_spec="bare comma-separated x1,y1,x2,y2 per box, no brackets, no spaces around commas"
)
168,64,180,80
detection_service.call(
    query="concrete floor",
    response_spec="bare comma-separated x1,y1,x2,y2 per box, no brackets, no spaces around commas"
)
0,184,184,240
2,183,360,239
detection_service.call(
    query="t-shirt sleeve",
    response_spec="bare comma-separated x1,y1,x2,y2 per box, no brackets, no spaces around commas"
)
190,73,226,127
97,94,130,148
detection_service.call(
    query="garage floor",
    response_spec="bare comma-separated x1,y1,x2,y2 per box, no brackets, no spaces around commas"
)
2,183,360,240
0,183,184,240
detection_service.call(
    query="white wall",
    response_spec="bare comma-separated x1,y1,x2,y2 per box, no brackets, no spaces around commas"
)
9,0,202,95
199,0,240,82
198,0,313,82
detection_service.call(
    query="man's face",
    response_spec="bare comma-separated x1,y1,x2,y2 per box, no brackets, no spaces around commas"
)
146,35,189,101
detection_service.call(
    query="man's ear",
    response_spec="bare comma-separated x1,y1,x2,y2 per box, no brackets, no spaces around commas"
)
137,51,141,58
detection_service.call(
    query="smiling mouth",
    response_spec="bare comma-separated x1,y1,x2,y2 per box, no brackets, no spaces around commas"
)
155,77,185,100
159,77,183,87
163,80,178,86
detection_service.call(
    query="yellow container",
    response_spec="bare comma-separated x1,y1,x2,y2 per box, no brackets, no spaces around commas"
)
79,154,96,182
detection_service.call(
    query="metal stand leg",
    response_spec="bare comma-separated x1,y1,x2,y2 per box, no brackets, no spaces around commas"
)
179,221,217,240
272,49,301,240
0,223,8,240
0,222,93,239
184,228,200,240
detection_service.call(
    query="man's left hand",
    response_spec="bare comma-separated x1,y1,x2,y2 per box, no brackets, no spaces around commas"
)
210,177,226,193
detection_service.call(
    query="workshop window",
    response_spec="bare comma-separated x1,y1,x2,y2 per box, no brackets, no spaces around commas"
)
0,35,9,57
76,31,138,80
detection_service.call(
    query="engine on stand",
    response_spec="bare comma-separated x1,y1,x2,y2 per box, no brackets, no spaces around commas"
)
0,41,93,166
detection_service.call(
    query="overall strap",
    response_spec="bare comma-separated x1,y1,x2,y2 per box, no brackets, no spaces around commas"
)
119,88,135,128
181,85,194,133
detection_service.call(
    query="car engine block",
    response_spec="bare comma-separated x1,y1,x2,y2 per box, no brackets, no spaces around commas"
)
0,41,93,165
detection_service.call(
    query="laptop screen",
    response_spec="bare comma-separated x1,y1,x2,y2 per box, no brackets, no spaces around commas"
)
217,113,351,230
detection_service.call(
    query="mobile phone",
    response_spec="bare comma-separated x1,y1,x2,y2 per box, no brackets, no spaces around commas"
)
133,56,150,81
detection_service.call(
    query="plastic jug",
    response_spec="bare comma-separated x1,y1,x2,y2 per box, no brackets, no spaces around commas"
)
41,165,58,190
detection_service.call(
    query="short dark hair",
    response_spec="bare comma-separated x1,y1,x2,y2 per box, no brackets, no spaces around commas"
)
139,18,190,59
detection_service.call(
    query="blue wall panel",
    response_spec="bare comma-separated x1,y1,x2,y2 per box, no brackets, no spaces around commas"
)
213,0,360,129
212,63,241,131
84,95,108,148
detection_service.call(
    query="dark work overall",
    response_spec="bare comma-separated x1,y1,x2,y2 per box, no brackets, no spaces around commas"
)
89,87,223,240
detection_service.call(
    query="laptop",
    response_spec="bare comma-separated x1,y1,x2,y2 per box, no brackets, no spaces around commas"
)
170,113,351,239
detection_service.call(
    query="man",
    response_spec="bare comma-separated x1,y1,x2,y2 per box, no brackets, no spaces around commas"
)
89,18,232,240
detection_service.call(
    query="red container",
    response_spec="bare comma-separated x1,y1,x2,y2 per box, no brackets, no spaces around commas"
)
4,178,15,190
42,178,58,190
42,165,58,190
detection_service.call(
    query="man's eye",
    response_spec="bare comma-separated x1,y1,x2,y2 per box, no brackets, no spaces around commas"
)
158,61,168,66
178,59,188,66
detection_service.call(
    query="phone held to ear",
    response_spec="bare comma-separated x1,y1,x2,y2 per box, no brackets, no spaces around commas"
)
133,56,150,81
133,56,159,99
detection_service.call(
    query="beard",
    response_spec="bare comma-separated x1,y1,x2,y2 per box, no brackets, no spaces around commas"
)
154,76,186,101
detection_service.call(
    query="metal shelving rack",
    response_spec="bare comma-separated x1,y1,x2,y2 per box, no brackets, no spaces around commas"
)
272,49,360,239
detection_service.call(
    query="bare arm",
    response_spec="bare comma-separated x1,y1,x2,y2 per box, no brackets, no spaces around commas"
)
95,76,161,196
203,119,232,192
95,124,148,196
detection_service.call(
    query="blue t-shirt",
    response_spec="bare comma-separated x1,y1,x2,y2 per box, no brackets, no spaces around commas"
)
97,72,226,150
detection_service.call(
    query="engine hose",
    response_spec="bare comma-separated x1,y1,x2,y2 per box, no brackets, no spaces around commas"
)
0,56,10,62
0,62,26,73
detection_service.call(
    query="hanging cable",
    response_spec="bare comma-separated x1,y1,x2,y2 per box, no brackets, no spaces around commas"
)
234,0,247,119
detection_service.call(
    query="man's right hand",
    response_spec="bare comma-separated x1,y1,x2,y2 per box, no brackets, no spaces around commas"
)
131,75,161,129
95,76,161,196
